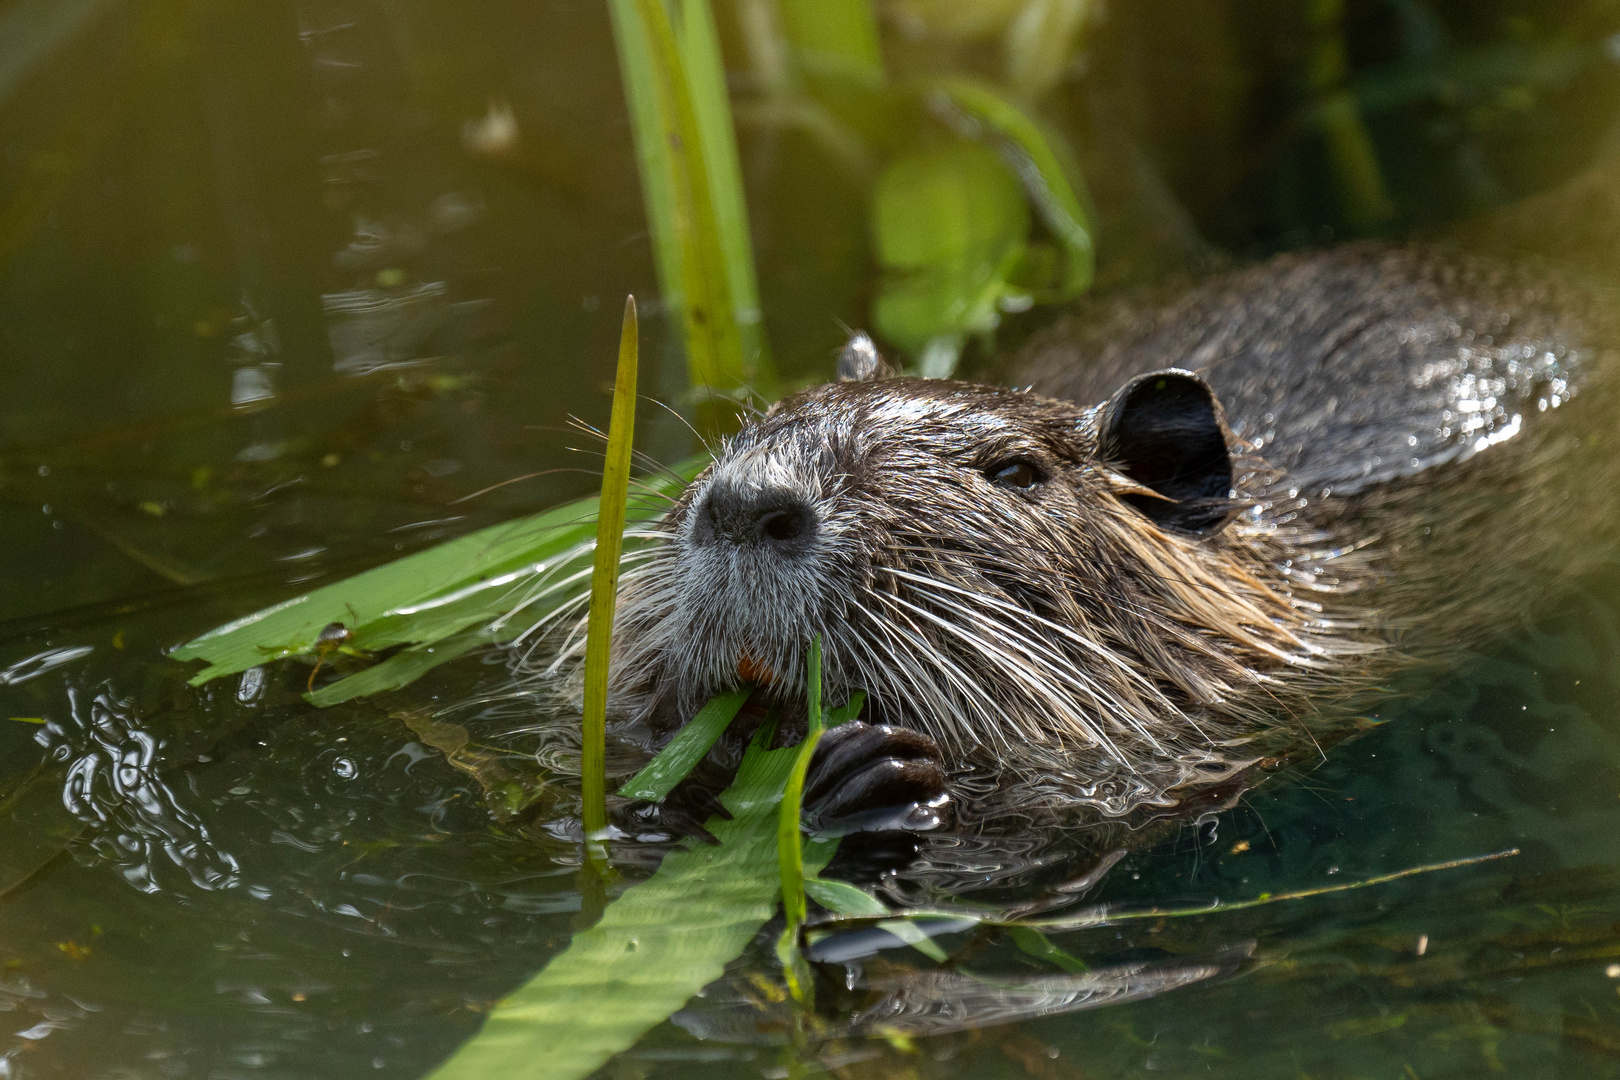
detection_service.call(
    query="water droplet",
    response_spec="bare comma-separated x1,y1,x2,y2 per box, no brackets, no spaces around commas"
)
332,757,358,780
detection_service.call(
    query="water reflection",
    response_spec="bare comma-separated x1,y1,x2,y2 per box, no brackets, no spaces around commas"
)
47,686,240,894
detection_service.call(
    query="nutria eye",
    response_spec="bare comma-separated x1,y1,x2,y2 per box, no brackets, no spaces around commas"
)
986,459,1044,490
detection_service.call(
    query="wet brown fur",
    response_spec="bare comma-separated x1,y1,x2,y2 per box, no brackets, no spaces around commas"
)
530,174,1620,829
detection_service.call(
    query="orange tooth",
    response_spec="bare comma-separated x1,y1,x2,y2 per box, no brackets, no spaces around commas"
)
737,651,775,685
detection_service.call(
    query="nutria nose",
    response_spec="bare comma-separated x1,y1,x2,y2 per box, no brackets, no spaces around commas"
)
698,484,817,550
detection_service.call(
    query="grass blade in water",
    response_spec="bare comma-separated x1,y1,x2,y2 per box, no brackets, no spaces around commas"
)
616,685,752,802
171,457,706,694
424,733,836,1080
774,637,825,998
581,297,641,837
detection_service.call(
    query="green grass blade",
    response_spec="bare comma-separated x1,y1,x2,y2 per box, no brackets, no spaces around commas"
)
581,297,641,837
171,457,707,696
610,0,683,329
424,734,836,1080
680,0,772,388
826,688,864,726
608,0,767,430
930,76,1094,296
172,500,598,681
1007,924,1089,973
616,685,752,801
777,636,823,934
306,630,486,707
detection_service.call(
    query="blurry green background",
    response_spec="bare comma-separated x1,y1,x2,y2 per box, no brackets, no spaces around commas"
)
5,0,1619,629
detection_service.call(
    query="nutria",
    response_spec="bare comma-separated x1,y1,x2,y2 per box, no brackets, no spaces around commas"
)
532,228,1620,835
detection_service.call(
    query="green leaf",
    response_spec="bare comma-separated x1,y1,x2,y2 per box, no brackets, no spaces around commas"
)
306,630,485,707
928,76,1094,296
805,875,889,917
871,139,1031,363
616,686,752,802
826,688,865,726
424,731,836,1080
1007,924,1089,973
777,0,884,81
172,459,706,697
1002,0,1091,101
616,687,860,806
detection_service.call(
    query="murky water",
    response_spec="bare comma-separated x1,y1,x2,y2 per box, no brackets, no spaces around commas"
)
6,3,1620,1078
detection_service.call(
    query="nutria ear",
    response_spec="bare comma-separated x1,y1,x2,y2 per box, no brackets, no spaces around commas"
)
836,331,894,382
1098,369,1234,536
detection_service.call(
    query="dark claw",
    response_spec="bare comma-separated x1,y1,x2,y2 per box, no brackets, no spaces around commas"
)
804,721,951,835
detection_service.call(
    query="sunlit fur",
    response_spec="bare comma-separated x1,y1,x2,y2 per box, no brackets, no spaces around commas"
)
521,376,1385,821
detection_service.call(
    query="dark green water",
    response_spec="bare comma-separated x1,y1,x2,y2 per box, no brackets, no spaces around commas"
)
6,2,1620,1077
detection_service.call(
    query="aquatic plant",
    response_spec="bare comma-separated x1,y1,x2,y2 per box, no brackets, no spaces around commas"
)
579,297,641,839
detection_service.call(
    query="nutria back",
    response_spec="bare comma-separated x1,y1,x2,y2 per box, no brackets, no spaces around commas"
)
1015,243,1595,498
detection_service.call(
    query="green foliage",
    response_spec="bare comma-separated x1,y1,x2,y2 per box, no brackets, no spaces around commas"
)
424,723,836,1080
872,140,1031,374
608,0,773,432
616,686,753,802
775,0,888,135
867,82,1093,376
581,298,642,837
930,76,1094,296
172,458,708,701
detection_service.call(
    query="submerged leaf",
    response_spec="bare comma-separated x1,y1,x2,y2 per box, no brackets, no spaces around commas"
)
396,709,549,823
1007,924,1090,973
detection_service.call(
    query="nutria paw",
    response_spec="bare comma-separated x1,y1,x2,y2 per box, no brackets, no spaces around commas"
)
802,721,951,834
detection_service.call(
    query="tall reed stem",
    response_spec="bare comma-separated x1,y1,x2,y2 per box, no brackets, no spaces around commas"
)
581,297,640,842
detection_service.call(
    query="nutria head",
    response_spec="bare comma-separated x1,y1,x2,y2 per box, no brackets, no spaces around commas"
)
561,364,1358,818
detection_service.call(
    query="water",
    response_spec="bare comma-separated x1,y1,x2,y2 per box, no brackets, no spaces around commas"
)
5,2,1620,1077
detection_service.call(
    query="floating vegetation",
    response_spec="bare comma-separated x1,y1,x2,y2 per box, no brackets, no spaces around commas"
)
424,714,837,1080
